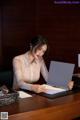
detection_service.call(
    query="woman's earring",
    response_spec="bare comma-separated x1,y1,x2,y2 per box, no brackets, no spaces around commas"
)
30,45,32,50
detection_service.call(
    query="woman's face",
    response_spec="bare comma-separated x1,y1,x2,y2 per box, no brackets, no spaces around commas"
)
33,44,47,60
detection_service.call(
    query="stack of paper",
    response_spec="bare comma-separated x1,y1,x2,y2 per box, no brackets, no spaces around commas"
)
42,84,66,95
18,91,32,98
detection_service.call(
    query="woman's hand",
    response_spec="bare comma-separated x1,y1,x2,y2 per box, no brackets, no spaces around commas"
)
68,81,74,90
31,84,46,93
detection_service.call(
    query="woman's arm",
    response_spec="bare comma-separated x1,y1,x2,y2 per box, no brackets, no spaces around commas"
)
13,57,32,91
72,75,80,89
40,59,48,82
13,58,45,93
68,75,80,90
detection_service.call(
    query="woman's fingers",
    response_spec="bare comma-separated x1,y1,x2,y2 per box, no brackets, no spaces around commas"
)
31,84,47,93
68,81,74,90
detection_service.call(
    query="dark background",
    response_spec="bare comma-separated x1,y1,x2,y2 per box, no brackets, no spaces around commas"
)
0,0,80,72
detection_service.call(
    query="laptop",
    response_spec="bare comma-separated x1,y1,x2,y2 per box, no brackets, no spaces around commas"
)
39,61,75,98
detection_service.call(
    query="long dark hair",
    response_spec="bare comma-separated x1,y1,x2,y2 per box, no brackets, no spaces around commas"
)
30,35,47,51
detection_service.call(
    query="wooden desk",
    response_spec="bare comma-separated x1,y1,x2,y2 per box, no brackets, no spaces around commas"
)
0,92,80,120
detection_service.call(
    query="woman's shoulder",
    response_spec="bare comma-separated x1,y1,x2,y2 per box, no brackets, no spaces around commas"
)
13,52,28,62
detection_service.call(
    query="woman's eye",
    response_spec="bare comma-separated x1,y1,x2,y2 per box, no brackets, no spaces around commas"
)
38,48,42,50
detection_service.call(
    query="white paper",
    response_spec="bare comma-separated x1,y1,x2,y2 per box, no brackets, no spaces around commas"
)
42,84,66,95
78,54,80,67
18,91,32,98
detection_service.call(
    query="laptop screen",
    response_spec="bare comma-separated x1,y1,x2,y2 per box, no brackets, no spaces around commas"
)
47,61,75,89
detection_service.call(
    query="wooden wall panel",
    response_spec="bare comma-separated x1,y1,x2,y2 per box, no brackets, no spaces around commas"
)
1,0,36,69
0,8,2,67
34,0,80,72
0,0,80,72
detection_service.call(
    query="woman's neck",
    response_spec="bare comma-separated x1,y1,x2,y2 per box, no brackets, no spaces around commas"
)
28,51,35,63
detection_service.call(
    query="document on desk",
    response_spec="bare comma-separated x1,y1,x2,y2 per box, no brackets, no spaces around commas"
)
42,84,66,95
18,91,32,98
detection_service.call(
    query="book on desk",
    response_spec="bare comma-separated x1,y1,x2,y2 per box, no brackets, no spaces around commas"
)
38,61,75,99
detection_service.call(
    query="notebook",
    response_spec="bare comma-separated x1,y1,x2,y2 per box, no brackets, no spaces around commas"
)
40,61,75,98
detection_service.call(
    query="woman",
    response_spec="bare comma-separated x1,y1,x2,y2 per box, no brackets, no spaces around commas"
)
13,35,48,93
